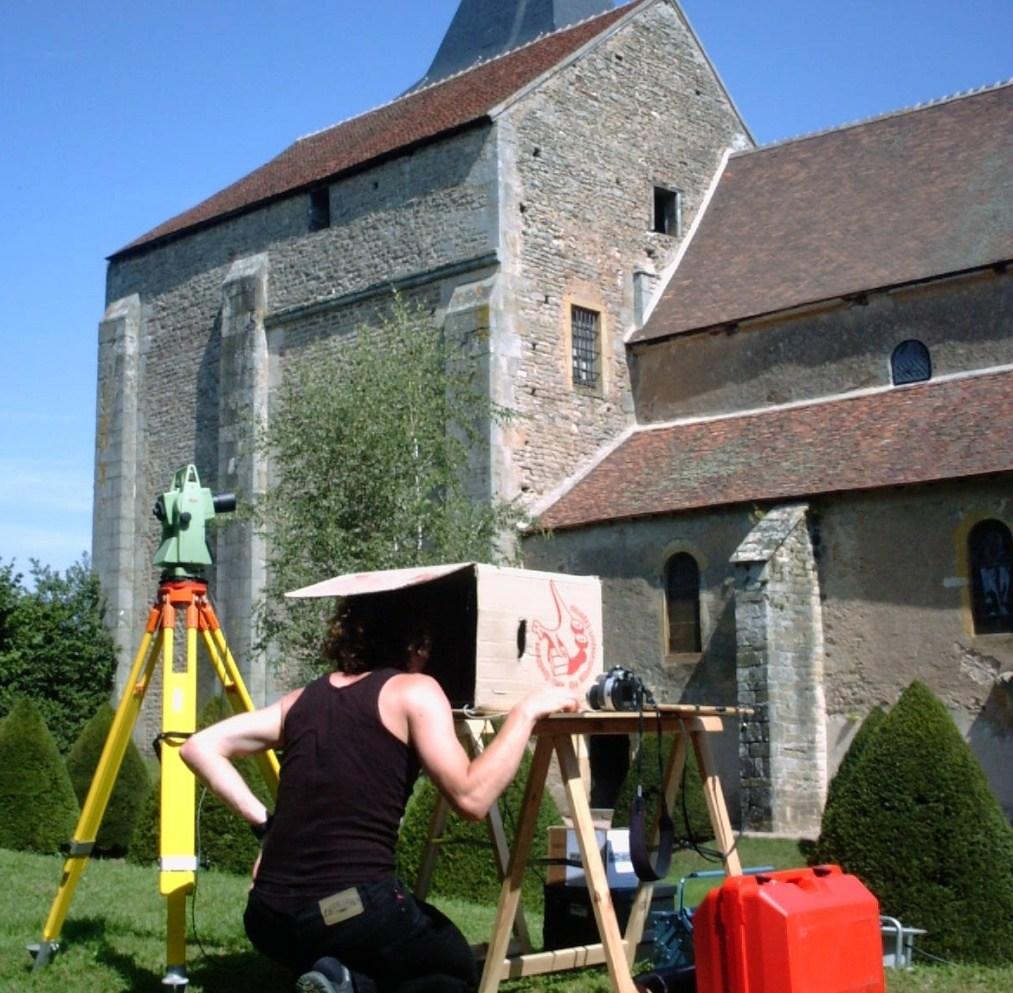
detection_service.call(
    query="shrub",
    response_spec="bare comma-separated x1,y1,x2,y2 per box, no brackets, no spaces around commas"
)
0,697,80,853
65,702,151,855
397,743,562,914
612,733,713,846
814,680,1013,965
129,696,273,876
807,706,887,864
0,557,117,752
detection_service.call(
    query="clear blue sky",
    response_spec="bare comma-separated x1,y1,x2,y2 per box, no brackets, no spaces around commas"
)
1,0,1009,578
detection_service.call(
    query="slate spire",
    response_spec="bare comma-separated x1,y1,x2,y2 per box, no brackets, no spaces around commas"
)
420,0,617,87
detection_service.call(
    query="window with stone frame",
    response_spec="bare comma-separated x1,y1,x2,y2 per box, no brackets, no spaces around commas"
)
571,305,601,390
665,552,701,653
891,339,931,385
968,519,1013,635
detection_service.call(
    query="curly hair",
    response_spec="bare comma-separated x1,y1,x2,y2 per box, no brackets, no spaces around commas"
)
323,591,431,674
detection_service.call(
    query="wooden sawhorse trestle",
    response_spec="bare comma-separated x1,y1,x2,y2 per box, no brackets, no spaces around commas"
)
417,709,743,993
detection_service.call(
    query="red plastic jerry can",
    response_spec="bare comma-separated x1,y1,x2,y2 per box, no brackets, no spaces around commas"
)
693,865,884,993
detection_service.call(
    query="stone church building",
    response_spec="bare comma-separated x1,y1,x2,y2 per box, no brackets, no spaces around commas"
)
93,0,1012,833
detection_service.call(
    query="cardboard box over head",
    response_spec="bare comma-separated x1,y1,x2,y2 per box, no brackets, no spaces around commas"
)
287,563,604,710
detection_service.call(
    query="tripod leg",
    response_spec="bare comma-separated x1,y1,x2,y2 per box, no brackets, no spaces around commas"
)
30,605,162,969
159,609,197,986
198,601,280,795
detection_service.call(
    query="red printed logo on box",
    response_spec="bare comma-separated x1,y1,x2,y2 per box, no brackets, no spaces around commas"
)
532,581,597,688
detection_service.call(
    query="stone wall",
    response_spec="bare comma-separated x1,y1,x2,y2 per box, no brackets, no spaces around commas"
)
98,125,502,715
631,268,1012,423
522,507,754,818
816,479,1013,816
496,0,750,500
732,505,827,835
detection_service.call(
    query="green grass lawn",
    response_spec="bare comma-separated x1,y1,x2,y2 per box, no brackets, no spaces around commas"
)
4,845,1011,992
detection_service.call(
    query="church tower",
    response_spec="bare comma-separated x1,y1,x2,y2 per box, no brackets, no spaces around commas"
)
419,0,616,86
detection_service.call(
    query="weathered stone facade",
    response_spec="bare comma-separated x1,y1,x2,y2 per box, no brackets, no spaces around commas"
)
95,1,749,742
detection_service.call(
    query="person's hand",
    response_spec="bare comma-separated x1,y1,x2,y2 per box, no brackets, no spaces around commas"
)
520,684,581,722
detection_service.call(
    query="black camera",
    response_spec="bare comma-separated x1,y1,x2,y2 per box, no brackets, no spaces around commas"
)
586,666,647,712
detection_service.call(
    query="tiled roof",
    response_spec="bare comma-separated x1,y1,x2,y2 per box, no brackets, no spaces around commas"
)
113,1,643,258
631,82,1013,343
536,369,1013,530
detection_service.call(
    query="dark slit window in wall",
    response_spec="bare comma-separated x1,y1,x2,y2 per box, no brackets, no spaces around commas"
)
308,186,331,231
969,519,1013,635
891,339,931,385
666,552,701,653
653,186,681,236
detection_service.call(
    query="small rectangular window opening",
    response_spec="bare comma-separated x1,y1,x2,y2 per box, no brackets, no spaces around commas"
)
571,305,600,389
653,187,681,236
309,187,331,231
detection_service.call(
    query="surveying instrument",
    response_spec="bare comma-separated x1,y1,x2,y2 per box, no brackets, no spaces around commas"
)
29,464,280,988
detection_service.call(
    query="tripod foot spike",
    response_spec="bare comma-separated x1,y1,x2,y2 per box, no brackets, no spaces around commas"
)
27,941,60,970
162,964,189,988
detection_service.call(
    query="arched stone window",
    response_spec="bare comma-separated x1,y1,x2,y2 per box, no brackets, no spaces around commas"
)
665,552,701,653
969,519,1013,635
891,339,932,385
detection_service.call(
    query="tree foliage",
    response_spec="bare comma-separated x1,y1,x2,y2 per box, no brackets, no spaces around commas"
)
0,557,118,752
813,681,1013,965
0,697,80,853
254,295,523,675
65,702,151,855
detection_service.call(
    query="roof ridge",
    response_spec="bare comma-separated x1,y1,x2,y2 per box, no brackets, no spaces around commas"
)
735,77,1013,156
295,1,643,145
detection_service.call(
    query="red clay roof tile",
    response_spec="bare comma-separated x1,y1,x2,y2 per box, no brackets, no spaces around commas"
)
632,83,1013,343
537,369,1013,530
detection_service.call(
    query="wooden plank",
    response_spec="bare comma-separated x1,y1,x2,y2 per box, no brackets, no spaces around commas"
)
478,736,553,993
622,729,690,963
533,712,727,736
555,735,639,993
691,727,742,876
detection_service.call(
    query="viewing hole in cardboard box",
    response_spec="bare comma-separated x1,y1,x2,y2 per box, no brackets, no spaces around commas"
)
287,563,604,710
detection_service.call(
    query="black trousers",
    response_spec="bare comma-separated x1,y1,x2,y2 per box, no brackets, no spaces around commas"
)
244,877,478,993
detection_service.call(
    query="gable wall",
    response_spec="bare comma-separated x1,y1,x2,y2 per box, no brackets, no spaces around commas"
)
493,1,750,500
97,125,502,716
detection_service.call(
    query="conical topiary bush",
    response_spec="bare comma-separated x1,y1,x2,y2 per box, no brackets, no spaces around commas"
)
814,680,1013,965
808,705,886,865
0,696,80,853
65,702,151,855
397,743,562,914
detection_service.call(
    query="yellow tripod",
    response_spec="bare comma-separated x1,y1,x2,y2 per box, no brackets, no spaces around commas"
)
30,577,280,988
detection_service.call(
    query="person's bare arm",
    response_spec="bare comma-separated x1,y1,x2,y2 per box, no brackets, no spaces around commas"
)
180,692,296,827
397,675,579,820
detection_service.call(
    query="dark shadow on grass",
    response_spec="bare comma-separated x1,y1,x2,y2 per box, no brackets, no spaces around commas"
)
92,942,164,992
188,949,290,992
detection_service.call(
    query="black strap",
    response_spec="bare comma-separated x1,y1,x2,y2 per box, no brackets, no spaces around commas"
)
629,787,675,881
628,701,675,881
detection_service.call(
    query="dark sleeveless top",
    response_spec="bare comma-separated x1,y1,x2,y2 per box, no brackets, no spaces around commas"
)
254,668,420,907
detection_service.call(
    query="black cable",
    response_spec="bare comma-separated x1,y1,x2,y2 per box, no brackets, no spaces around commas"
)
190,786,212,956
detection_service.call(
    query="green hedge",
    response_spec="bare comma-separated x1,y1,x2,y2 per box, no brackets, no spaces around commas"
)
65,702,151,855
0,697,79,853
397,744,562,914
612,732,713,845
813,681,1013,965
